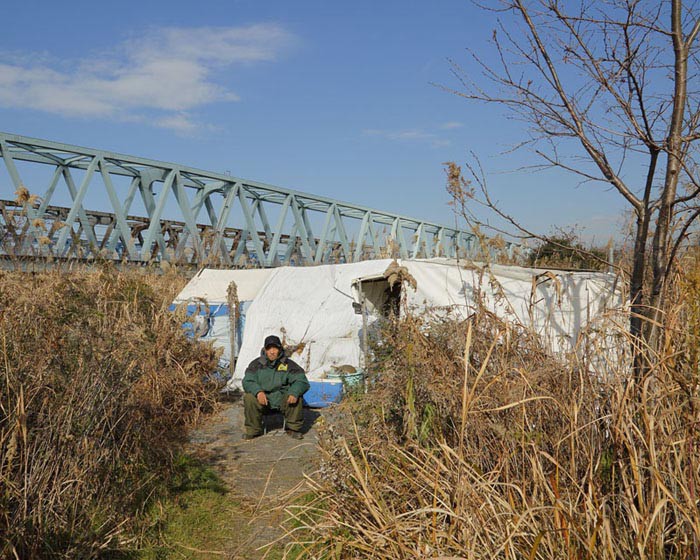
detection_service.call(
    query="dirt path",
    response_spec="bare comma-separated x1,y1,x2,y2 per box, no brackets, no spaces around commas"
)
186,395,322,559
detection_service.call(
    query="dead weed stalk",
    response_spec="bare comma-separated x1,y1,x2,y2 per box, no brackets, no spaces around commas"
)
0,266,219,558
287,259,700,559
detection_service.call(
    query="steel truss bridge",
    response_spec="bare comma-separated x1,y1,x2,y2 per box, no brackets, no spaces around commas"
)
0,132,483,267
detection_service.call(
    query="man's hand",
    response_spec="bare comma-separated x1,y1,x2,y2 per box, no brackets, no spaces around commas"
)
257,392,268,406
287,394,298,405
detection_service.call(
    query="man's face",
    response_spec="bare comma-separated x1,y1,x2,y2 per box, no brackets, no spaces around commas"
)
265,346,280,361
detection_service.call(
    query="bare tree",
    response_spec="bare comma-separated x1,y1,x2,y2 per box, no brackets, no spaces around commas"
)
449,0,700,371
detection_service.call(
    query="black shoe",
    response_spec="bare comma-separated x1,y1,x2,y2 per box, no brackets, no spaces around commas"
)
242,433,261,440
285,430,304,440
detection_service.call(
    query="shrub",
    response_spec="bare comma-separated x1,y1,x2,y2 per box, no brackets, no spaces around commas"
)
529,229,608,271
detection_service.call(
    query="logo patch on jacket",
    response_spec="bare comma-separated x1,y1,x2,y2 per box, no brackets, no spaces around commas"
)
277,363,288,371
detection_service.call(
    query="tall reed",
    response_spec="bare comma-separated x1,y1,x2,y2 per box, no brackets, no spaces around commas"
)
287,262,700,559
0,266,220,558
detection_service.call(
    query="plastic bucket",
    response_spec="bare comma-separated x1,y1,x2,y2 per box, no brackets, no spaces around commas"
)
305,380,343,407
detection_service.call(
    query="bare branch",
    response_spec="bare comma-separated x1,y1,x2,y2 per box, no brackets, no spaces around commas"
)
444,0,700,368
445,156,621,273
685,13,700,46
514,0,643,210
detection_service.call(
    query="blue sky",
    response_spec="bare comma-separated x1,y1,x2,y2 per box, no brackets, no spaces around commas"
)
1,0,629,244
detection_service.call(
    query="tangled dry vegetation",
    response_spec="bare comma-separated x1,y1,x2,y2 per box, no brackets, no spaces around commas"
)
0,267,220,558
288,255,700,559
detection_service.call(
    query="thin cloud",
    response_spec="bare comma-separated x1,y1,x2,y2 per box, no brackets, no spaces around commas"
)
153,113,200,134
440,121,463,129
432,138,451,148
387,129,435,141
363,128,450,148
0,24,296,131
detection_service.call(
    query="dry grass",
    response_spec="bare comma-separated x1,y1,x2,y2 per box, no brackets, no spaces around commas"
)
286,259,700,559
0,266,220,558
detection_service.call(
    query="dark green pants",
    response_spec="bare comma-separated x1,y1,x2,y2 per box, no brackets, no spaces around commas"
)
243,392,304,436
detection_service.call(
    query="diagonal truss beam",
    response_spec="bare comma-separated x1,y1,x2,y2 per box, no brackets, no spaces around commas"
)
0,131,494,266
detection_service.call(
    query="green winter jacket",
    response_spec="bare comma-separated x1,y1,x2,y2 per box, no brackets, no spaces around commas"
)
242,350,309,410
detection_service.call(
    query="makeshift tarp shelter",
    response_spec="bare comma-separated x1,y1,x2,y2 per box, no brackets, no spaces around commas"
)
173,261,392,402
174,259,622,404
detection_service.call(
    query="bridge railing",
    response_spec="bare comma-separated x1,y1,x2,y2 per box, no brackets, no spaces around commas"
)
0,132,498,267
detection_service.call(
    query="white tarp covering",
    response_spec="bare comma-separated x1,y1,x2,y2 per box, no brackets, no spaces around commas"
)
175,268,273,303
231,260,395,384
172,259,621,392
404,260,619,353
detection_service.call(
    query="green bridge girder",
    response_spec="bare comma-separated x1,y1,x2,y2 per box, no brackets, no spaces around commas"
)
0,131,487,267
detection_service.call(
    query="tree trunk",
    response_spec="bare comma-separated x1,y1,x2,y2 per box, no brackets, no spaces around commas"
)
647,0,689,350
630,209,650,376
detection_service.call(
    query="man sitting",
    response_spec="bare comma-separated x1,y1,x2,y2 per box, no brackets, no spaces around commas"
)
242,335,309,440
